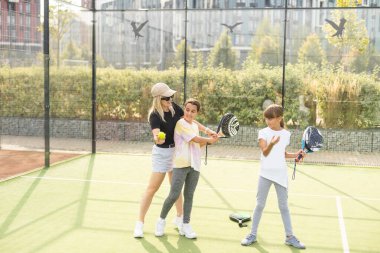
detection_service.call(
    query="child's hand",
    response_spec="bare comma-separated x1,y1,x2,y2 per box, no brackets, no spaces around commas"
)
208,135,219,145
207,129,218,138
295,149,306,162
270,136,280,145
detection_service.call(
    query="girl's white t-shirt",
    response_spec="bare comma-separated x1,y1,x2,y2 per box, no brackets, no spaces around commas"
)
258,127,291,188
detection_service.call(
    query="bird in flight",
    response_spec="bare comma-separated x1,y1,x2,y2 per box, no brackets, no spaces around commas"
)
221,22,243,33
325,18,346,39
131,20,149,39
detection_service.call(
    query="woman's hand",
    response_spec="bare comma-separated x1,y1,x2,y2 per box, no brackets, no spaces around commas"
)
152,128,165,145
155,136,165,145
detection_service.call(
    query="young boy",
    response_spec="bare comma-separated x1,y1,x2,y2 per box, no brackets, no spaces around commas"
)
155,98,219,239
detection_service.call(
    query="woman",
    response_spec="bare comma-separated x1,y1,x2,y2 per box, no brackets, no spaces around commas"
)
134,83,215,238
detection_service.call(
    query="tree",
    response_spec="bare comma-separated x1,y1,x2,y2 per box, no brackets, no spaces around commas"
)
298,33,327,67
208,31,236,69
173,39,194,68
48,3,76,68
322,10,370,70
62,40,81,60
244,18,281,67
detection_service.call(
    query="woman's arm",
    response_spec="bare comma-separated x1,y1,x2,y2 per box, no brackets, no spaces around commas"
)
152,128,165,145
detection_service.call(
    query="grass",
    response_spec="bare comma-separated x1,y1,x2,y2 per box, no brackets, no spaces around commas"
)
0,153,379,253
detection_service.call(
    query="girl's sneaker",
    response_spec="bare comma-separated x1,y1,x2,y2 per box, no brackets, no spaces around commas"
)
133,221,144,238
173,215,183,230
155,218,166,237
179,223,197,239
285,235,306,249
241,233,257,246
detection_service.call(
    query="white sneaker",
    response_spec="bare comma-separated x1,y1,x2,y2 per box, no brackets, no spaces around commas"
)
179,223,197,239
155,218,166,237
173,215,183,230
133,221,144,238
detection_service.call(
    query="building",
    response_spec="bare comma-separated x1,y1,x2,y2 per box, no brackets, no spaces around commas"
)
95,0,379,69
0,0,41,66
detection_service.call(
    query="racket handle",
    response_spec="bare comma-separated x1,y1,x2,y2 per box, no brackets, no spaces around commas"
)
295,153,303,162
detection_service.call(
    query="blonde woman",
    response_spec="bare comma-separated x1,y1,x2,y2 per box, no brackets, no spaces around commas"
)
134,83,215,238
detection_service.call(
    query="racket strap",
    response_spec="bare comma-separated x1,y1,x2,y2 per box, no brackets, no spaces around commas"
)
204,144,208,165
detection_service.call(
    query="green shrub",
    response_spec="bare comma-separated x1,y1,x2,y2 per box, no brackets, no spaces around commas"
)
0,65,378,128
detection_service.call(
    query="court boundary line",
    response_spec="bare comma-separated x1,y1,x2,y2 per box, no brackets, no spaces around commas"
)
336,196,350,253
20,175,380,202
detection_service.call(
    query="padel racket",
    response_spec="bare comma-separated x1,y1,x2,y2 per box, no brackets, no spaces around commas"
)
216,112,240,138
229,213,251,227
205,113,240,164
292,126,323,179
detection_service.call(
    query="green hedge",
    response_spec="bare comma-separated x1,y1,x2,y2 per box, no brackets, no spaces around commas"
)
0,64,379,128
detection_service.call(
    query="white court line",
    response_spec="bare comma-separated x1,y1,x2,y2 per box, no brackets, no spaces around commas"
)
336,196,350,253
20,175,380,202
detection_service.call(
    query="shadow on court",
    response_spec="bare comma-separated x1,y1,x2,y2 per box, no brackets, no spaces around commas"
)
300,169,380,214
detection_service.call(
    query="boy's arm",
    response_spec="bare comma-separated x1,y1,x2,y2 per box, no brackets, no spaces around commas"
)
176,120,219,146
193,120,217,137
191,135,218,146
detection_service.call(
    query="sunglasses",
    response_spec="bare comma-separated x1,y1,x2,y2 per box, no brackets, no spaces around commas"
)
161,95,174,101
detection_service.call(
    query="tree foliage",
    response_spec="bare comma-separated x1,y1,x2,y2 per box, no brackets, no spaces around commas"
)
244,18,281,66
48,3,77,68
298,34,327,67
323,10,370,70
173,39,194,68
208,32,237,70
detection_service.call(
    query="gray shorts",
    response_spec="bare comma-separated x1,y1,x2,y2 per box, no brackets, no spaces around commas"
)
151,145,175,173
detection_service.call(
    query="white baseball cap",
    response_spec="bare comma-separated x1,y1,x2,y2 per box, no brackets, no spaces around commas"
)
151,83,176,97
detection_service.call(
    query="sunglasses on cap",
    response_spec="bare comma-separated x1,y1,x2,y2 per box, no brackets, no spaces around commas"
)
161,95,174,101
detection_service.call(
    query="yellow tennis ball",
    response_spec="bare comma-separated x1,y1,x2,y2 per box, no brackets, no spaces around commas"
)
158,132,166,140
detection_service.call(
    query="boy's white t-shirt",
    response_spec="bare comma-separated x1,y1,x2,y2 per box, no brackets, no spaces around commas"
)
173,118,202,171
258,127,291,188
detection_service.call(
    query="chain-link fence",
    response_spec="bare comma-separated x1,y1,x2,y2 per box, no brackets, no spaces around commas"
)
1,0,379,167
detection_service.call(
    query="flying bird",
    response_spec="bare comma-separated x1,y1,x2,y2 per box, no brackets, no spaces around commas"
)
131,20,149,39
221,22,243,33
325,18,346,39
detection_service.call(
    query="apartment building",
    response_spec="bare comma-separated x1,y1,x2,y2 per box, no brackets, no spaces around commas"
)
0,0,41,66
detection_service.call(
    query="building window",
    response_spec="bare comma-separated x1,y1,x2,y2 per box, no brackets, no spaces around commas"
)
25,30,30,42
8,2,16,11
26,2,30,13
26,15,30,27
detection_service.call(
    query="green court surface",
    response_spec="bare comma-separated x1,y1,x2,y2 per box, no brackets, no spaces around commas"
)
0,154,379,253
